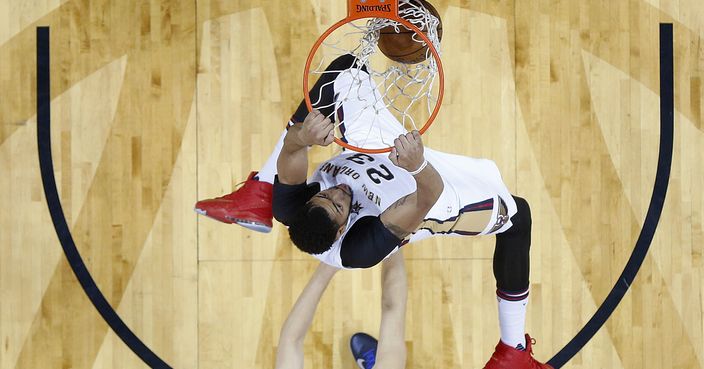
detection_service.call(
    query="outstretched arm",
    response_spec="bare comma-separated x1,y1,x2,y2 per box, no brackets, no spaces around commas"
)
277,110,335,185
380,131,444,239
275,263,339,369
374,251,408,369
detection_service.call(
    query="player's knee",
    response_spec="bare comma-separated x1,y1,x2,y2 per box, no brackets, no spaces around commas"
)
512,196,532,234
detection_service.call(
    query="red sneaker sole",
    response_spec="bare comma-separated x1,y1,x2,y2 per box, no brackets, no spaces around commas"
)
194,208,235,224
227,217,272,233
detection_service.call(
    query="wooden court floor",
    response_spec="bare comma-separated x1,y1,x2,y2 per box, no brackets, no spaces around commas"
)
1,0,703,368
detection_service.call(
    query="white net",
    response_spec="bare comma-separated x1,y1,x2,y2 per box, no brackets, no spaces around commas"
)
306,0,443,151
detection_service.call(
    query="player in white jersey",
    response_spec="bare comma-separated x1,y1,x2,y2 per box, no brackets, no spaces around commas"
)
196,54,551,368
272,62,517,270
275,251,407,369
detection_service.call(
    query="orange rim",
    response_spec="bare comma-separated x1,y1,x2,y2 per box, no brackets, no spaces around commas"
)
303,2,444,154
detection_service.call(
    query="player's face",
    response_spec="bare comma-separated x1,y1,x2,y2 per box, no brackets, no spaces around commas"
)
308,184,353,227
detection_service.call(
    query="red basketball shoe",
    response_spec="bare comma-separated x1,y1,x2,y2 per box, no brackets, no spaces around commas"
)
195,171,273,233
483,334,553,369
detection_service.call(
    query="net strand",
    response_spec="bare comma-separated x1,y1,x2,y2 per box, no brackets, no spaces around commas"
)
309,0,442,150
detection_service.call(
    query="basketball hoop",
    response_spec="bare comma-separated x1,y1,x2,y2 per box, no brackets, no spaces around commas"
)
304,0,445,154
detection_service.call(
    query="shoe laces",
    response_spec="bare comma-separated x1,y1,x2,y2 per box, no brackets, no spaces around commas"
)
527,337,546,369
361,349,376,369
220,177,256,200
233,178,250,189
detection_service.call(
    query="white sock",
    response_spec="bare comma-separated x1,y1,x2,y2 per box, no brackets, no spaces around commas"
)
496,290,529,350
254,125,291,183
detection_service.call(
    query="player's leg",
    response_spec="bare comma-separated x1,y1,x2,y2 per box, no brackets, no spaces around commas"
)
493,196,531,350
296,53,408,150
329,65,408,150
194,55,363,231
484,196,552,369
240,54,366,183
291,53,366,126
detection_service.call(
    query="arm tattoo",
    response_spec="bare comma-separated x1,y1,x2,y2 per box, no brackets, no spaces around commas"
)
383,194,416,238
385,223,411,240
390,194,413,209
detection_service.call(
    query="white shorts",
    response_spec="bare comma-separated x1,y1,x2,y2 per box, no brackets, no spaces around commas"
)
333,68,409,150
333,69,518,241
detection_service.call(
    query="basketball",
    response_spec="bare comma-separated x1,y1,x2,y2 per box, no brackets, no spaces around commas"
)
378,0,443,64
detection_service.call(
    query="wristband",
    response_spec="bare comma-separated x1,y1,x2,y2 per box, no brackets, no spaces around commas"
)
408,159,428,176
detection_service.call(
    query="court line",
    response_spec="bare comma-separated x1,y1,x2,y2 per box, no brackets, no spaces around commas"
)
35,22,674,369
197,257,494,263
546,23,674,368
36,27,172,369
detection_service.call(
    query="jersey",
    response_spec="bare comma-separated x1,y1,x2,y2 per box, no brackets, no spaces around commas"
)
287,59,518,268
309,151,415,268
308,148,518,268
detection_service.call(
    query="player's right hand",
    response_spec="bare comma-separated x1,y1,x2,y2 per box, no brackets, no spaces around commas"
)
389,130,425,172
297,110,335,147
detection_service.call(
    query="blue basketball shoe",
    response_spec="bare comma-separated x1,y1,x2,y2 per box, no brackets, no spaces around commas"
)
350,332,378,369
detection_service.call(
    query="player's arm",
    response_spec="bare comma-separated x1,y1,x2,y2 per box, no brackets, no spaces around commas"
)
274,262,339,369
277,110,335,185
374,251,408,369
380,131,444,239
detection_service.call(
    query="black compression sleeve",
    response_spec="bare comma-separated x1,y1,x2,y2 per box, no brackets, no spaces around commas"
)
340,216,401,269
493,196,532,292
